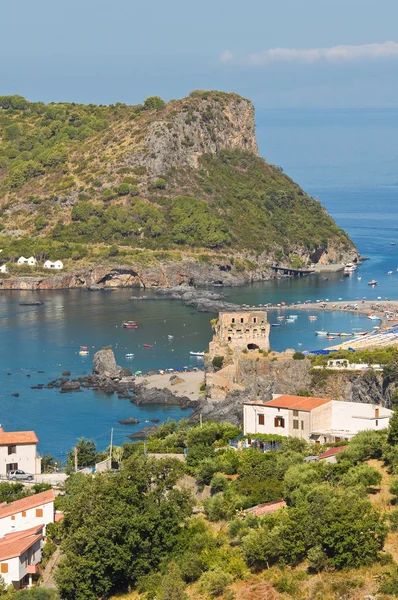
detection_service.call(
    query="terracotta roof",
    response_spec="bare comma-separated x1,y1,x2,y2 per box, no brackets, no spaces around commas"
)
0,431,38,445
245,500,286,517
0,528,43,561
3,525,43,541
318,446,348,459
0,490,55,520
262,395,331,411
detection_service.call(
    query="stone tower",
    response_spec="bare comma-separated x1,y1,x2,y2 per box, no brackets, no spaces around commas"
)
209,311,270,359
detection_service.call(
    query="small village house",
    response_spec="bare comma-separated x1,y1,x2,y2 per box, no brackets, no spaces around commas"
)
0,489,55,538
17,257,37,266
0,525,44,589
243,394,393,444
0,429,41,477
0,265,7,274
43,260,63,270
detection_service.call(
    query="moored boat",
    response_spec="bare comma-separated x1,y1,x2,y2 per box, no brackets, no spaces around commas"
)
190,351,204,356
123,321,138,328
125,353,135,358
368,280,377,286
79,345,89,355
143,344,153,348
315,331,327,336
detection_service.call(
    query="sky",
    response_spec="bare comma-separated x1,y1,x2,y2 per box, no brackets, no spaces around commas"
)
1,0,398,108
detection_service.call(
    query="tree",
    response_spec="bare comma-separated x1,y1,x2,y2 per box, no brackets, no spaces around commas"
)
388,407,398,446
158,564,188,600
116,183,130,196
197,568,232,597
56,456,192,600
66,438,97,471
143,96,166,111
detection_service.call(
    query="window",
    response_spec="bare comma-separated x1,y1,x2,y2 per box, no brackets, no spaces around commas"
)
376,420,379,426
293,410,299,417
274,416,285,428
240,318,244,323
301,420,304,430
11,516,15,521
36,509,43,518
293,420,299,430
0,564,8,574
231,318,235,324
375,408,380,418
253,317,257,323
7,445,16,455
22,511,26,517
258,414,265,425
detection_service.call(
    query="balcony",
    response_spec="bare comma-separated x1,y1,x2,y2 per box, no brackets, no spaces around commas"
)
26,563,41,575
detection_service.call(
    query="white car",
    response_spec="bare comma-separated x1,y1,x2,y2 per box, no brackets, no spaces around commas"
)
7,470,34,481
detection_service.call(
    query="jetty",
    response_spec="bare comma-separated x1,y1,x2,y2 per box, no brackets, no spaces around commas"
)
271,266,315,277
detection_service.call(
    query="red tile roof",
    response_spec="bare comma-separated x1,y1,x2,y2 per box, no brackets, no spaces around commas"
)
245,500,286,516
0,526,43,561
0,490,55,520
0,431,38,445
3,525,44,541
262,395,331,411
318,446,348,460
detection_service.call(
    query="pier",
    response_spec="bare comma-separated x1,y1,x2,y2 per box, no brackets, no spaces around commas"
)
271,265,316,277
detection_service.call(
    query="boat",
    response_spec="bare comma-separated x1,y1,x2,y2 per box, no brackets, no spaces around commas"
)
288,315,298,319
125,353,135,358
326,336,335,340
388,271,393,275
344,263,357,273
123,321,138,328
143,344,153,348
309,315,317,321
271,323,281,327
357,276,362,280
168,335,174,340
315,331,328,336
368,315,380,321
322,277,329,281
392,242,397,246
368,280,377,286
79,345,89,355
340,332,352,337
190,351,205,356
286,318,295,323
277,316,285,320
135,370,143,376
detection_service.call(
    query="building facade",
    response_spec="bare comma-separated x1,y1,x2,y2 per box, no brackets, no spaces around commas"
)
0,526,43,589
243,394,393,444
209,311,270,356
0,430,41,476
0,489,55,538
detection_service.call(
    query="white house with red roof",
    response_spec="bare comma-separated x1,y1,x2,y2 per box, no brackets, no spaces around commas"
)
0,525,44,589
0,490,55,538
0,429,41,477
243,394,393,444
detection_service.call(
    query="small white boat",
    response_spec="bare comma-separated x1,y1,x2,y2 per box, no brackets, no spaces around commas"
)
357,276,362,280
288,315,298,319
168,335,174,340
315,331,328,336
309,315,317,321
272,323,281,327
388,271,393,275
368,315,380,321
125,353,135,358
190,351,204,356
286,318,295,323
277,316,285,320
344,263,357,273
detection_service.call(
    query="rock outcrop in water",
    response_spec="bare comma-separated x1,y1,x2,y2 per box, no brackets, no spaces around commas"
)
93,348,123,378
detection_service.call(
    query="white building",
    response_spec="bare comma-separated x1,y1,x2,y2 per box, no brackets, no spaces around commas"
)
0,265,7,274
0,429,41,477
17,257,37,266
43,260,63,270
243,394,393,444
0,489,55,538
0,525,44,589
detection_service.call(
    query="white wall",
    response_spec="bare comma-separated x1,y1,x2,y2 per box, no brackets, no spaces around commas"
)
0,444,40,476
331,401,392,434
0,539,42,589
0,501,54,538
243,404,290,437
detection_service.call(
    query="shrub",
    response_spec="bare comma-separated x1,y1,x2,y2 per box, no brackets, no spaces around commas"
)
197,568,233,597
116,183,130,196
155,178,166,189
293,351,305,360
144,96,166,111
307,544,329,572
34,216,47,231
210,474,228,494
212,356,224,370
390,508,398,531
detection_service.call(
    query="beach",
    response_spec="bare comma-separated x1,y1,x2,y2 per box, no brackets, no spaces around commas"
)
140,370,205,401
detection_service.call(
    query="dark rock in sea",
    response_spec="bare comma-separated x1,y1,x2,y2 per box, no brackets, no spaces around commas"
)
26,374,30,377
19,301,43,306
11,393,19,397
38,371,44,373
93,349,122,378
31,385,44,389
128,425,160,439
62,371,71,376
131,286,242,313
7,373,11,376
61,380,81,392
131,386,198,409
150,418,160,423
119,418,140,425
117,392,132,399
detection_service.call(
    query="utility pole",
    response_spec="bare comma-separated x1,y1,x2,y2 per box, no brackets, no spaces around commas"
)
74,446,78,473
109,428,114,462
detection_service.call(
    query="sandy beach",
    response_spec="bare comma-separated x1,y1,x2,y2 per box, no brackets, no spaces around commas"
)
139,370,205,400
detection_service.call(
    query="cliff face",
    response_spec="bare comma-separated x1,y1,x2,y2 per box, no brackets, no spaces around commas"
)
133,94,258,176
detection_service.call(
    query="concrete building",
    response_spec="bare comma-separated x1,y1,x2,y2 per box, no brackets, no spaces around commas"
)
43,260,63,270
243,394,393,444
0,430,41,477
17,257,37,266
0,525,44,589
209,311,270,356
0,490,55,538
0,265,7,274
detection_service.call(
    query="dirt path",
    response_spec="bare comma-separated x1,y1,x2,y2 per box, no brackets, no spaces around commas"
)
41,547,61,589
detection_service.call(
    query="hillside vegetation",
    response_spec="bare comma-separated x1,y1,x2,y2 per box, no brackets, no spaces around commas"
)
0,92,355,269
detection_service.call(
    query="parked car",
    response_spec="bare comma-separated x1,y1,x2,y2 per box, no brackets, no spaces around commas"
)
7,470,34,481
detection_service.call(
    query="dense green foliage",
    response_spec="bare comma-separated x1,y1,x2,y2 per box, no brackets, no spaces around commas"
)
0,93,354,265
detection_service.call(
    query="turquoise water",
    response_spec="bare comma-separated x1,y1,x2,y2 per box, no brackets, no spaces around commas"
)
1,107,397,459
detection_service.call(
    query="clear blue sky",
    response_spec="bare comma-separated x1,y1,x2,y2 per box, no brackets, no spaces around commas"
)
2,0,398,107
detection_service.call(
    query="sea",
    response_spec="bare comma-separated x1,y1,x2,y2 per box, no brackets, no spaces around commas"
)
1,107,397,461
